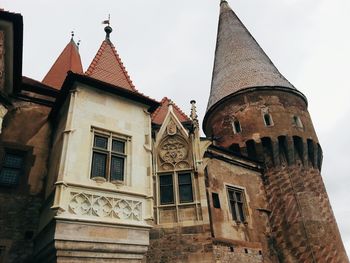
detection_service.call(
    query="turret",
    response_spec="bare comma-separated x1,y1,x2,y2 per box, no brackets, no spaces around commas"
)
203,1,349,262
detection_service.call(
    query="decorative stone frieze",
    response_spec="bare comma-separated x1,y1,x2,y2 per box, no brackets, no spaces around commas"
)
68,191,142,221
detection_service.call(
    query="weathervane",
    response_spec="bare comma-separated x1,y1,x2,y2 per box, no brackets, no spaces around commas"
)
102,14,112,40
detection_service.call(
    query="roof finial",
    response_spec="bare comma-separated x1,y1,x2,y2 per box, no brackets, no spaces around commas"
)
190,100,199,128
102,14,112,40
220,0,228,5
71,30,74,40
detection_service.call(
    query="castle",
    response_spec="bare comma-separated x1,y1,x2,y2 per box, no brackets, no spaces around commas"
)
0,1,348,262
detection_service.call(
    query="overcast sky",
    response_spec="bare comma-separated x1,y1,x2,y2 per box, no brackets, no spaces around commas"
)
3,0,349,256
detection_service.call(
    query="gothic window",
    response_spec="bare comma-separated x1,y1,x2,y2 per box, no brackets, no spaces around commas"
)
91,131,127,182
0,150,24,186
178,173,193,203
293,115,303,129
227,186,246,223
263,113,273,127
232,119,242,134
159,174,174,205
158,171,194,205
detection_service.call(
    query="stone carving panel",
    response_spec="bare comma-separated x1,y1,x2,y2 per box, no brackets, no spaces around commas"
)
158,135,191,171
69,192,142,221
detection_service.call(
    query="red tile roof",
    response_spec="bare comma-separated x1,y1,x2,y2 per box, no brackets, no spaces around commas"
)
85,40,136,91
42,39,83,89
152,97,190,125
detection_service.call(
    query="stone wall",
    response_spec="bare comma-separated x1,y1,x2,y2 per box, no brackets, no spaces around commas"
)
213,243,263,263
0,193,42,262
146,225,213,263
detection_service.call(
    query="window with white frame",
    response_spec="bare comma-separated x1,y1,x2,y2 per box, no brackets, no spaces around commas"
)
159,172,194,205
91,129,128,182
227,186,247,223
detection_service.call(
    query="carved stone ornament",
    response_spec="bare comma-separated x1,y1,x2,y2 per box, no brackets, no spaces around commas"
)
166,120,177,135
68,192,142,221
158,135,191,170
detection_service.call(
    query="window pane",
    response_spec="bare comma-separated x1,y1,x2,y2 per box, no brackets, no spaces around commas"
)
178,173,191,184
94,136,108,149
159,174,174,204
238,202,245,222
230,201,238,221
160,174,173,186
179,185,193,203
178,173,193,203
4,153,23,168
0,168,20,185
91,152,107,178
110,156,124,181
235,192,242,202
112,140,125,153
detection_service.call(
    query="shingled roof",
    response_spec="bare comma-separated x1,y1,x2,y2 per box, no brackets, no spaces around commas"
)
207,0,295,112
42,38,83,89
85,38,136,92
152,97,190,125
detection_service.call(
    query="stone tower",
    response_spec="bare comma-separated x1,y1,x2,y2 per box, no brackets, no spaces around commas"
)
203,1,349,262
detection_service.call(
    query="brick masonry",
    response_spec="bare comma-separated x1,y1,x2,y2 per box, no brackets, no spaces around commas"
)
204,90,349,262
146,225,213,263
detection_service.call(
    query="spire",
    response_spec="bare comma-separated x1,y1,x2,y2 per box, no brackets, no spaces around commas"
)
42,33,83,89
207,1,295,112
85,23,136,91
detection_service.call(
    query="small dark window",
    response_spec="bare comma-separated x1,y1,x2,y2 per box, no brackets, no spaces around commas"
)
212,192,221,208
0,152,24,186
160,174,174,204
230,246,234,252
178,173,193,203
233,120,242,134
259,250,262,255
227,187,246,222
263,113,273,127
244,248,249,254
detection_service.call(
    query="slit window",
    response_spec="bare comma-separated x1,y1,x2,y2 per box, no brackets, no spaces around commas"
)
293,116,303,129
212,192,221,208
232,120,242,134
263,113,273,127
91,132,127,182
227,186,246,222
0,151,25,186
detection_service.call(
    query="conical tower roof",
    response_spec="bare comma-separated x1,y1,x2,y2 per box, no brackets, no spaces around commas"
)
42,37,83,89
207,0,295,111
85,26,136,91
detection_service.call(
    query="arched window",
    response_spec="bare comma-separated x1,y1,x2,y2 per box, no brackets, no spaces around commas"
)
263,113,273,127
293,116,303,129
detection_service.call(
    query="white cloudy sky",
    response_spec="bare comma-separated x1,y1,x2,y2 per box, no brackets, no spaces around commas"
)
3,0,350,256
